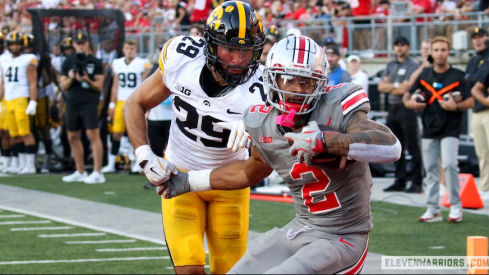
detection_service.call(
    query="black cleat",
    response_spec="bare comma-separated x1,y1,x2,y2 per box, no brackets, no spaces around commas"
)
406,185,423,194
383,183,406,192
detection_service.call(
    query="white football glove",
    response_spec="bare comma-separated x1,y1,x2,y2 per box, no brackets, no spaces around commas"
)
283,121,326,167
25,100,37,115
216,120,251,153
135,145,178,185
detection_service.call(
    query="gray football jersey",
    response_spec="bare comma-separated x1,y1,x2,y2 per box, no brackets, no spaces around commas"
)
244,83,373,235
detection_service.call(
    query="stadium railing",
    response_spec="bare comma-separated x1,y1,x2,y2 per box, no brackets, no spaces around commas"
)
125,11,489,61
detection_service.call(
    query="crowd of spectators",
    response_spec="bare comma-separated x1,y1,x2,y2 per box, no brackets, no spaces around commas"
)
2,0,489,43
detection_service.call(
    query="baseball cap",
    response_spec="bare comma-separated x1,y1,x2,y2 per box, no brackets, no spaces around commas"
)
323,37,335,46
472,27,488,38
326,45,340,56
394,36,410,46
73,31,89,44
347,54,361,63
286,28,302,36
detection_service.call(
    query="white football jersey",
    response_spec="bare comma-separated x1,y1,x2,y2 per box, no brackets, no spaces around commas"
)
0,53,38,101
112,56,151,101
160,35,266,171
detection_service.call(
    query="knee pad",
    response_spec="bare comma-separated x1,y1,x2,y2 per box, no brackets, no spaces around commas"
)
299,239,340,272
213,205,243,239
248,228,282,257
170,195,200,221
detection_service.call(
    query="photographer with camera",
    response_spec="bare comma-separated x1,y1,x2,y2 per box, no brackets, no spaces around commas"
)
59,31,105,184
403,36,474,223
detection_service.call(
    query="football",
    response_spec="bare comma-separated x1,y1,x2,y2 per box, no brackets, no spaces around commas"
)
288,125,354,170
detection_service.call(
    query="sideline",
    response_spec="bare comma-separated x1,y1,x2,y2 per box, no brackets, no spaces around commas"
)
0,183,468,274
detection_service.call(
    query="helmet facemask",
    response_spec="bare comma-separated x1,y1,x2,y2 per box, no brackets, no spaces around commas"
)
7,42,23,56
205,34,263,86
6,32,24,56
267,71,327,115
204,1,265,86
264,35,329,116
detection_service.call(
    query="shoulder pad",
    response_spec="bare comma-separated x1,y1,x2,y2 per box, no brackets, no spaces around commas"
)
111,57,122,70
325,82,369,115
141,58,152,69
159,35,206,75
24,54,38,65
243,104,272,130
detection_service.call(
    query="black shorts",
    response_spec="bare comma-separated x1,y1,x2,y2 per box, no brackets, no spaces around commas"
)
65,104,99,131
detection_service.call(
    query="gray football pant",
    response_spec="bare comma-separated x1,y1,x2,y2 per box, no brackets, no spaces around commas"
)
421,137,461,211
228,218,369,274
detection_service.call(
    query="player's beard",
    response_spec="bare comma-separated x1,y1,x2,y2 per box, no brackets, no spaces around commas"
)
10,49,21,57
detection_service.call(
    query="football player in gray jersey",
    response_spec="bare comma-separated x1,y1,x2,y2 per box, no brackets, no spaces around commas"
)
160,36,401,274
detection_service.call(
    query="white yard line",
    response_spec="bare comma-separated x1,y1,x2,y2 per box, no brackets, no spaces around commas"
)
66,240,137,244
0,214,25,218
11,226,75,231
38,233,106,238
0,220,51,225
0,256,170,265
0,205,165,245
96,247,166,252
165,265,209,270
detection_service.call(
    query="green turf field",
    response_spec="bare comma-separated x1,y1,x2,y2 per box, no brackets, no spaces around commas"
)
0,209,174,274
1,174,488,273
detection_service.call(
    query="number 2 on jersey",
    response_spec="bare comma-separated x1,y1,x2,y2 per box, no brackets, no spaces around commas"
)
290,163,341,214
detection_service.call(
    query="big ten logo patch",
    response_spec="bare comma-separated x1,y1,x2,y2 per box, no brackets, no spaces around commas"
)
175,83,191,96
258,136,273,143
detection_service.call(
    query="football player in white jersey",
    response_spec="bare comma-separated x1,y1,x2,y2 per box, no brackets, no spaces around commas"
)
102,40,151,173
124,2,266,273
0,31,38,174
0,31,13,172
160,36,402,274
24,34,56,173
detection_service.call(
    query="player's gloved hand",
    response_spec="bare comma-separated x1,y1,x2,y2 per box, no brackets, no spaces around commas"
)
156,170,190,198
25,100,37,115
216,120,251,152
135,145,178,185
284,121,325,167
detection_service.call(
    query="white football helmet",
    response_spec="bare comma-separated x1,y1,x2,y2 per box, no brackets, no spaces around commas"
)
264,35,329,115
